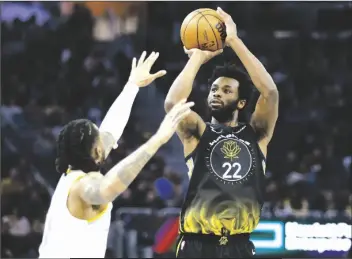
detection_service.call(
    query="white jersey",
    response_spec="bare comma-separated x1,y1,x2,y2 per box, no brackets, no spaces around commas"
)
39,170,113,258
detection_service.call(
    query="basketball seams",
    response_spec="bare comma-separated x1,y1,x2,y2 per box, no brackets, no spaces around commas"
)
202,14,220,50
181,9,225,51
202,14,226,47
182,12,202,45
196,10,219,50
205,14,225,45
196,16,203,49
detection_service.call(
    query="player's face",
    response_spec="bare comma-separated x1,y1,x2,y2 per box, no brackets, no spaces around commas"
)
207,77,246,122
208,77,239,109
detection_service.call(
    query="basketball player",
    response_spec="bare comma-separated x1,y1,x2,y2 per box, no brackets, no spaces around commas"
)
38,51,195,258
164,7,279,258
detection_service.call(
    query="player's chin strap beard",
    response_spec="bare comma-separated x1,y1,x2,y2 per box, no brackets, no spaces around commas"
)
68,157,104,174
211,99,240,124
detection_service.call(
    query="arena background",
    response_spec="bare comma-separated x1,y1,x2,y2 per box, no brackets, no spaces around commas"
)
1,1,351,258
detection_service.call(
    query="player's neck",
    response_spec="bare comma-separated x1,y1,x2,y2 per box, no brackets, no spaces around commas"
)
211,117,238,127
210,109,239,127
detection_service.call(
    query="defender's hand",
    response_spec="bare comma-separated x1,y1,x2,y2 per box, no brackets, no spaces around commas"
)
216,7,238,45
184,47,223,65
156,99,195,144
128,51,167,87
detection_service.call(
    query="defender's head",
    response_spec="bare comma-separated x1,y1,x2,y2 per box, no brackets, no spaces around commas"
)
55,119,106,174
207,64,253,123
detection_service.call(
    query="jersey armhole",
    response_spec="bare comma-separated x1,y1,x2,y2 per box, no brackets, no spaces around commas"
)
184,123,210,162
246,123,266,161
87,204,110,223
67,174,110,223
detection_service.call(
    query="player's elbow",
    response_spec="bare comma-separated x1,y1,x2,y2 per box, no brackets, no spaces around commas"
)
270,88,279,97
164,101,175,113
262,88,279,103
268,88,279,99
99,178,128,202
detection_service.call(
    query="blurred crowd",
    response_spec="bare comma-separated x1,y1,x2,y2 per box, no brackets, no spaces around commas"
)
1,2,351,258
1,157,50,258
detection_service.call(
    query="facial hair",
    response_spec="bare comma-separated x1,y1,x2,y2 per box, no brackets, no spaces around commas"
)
210,99,239,123
90,159,103,172
87,146,105,173
71,156,104,173
90,154,105,173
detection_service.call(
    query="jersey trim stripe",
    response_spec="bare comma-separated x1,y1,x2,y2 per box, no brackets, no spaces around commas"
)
66,171,109,223
175,235,184,257
87,204,109,223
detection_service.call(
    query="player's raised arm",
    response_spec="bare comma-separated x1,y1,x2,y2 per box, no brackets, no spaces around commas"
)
76,99,194,205
164,48,222,143
99,51,166,157
217,7,279,151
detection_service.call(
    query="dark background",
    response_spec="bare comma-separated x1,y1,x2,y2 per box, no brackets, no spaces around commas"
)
1,1,351,258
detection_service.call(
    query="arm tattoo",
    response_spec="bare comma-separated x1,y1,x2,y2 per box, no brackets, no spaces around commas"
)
102,150,154,201
82,179,107,205
80,137,162,204
114,152,152,186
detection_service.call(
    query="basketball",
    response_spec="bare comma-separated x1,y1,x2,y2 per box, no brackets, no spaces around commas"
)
180,8,227,52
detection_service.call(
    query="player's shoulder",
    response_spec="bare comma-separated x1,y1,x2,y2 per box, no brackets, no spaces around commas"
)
68,171,103,208
86,171,104,179
69,171,101,194
74,171,103,187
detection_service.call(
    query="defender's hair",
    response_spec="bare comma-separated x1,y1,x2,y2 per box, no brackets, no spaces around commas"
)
55,119,100,174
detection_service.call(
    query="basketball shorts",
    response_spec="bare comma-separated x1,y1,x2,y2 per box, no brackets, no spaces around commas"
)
176,233,255,258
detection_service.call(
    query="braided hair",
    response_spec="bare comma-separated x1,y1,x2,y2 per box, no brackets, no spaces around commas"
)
55,119,100,174
208,64,256,122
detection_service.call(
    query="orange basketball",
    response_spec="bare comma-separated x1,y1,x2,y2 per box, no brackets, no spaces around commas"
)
180,8,226,52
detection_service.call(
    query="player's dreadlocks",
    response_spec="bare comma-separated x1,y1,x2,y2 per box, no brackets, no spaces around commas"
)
55,119,100,174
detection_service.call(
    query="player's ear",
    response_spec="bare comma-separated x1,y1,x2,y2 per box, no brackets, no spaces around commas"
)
237,99,246,110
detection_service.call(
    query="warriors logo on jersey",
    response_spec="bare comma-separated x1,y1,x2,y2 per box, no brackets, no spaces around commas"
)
206,135,256,184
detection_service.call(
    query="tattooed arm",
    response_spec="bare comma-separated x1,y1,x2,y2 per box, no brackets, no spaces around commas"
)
74,99,194,205
77,135,163,205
